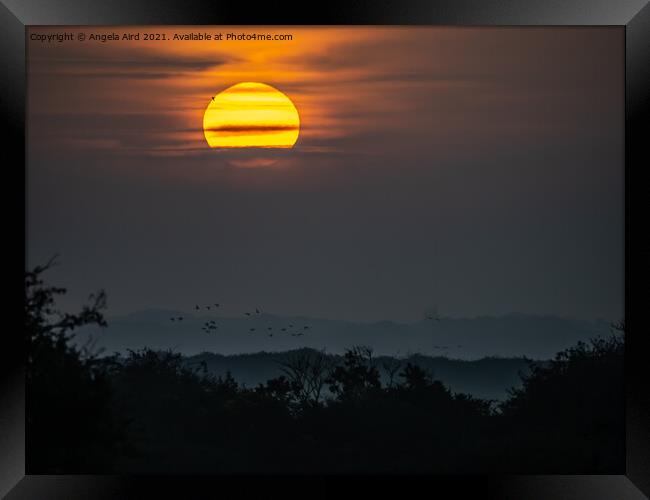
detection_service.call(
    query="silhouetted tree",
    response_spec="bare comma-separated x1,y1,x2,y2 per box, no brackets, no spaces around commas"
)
499,324,625,472
278,349,335,410
327,346,381,404
381,357,402,388
256,374,293,404
399,362,432,390
26,257,126,473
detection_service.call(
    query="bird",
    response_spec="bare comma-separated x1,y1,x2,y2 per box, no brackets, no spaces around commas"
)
244,312,251,316
281,328,286,332
205,306,211,310
211,96,215,101
177,317,183,321
256,308,261,314
268,333,274,337
170,317,176,322
267,327,273,331
249,327,256,332
296,333,304,337
303,326,310,330
289,324,294,328
195,305,200,310
214,303,220,307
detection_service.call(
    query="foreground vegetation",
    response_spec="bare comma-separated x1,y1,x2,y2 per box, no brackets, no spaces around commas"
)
26,262,624,473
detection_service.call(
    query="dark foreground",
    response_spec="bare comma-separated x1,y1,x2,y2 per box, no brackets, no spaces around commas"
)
26,264,624,474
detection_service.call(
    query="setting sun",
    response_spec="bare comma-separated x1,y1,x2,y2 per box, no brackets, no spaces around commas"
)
203,82,300,149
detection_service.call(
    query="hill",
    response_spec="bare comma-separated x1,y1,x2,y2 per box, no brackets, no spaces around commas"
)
183,348,532,401
76,309,612,360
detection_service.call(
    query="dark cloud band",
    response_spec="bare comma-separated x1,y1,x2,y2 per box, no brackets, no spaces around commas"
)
205,125,299,132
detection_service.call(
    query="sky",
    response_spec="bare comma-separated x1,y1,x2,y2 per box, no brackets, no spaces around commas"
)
27,27,624,323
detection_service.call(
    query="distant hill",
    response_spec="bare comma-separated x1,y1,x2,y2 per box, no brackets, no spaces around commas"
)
76,309,612,360
183,348,532,401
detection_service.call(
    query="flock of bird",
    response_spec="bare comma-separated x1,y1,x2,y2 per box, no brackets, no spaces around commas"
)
169,305,461,349
169,303,311,339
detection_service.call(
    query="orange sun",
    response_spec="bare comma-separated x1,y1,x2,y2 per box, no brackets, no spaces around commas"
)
203,82,300,149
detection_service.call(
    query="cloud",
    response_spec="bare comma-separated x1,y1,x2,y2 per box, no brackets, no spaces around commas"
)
205,125,299,132
30,49,237,79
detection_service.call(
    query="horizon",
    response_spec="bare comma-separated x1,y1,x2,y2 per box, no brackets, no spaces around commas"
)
75,306,614,360
108,306,618,324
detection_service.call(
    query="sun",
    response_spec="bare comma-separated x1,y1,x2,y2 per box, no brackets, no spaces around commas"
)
203,82,300,149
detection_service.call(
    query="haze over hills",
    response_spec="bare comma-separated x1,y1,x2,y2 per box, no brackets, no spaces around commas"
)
183,349,532,401
76,309,612,360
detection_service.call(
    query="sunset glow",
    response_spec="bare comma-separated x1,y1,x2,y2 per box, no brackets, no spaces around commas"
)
203,82,300,148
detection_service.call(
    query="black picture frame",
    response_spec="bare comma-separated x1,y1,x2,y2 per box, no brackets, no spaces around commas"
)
2,1,648,498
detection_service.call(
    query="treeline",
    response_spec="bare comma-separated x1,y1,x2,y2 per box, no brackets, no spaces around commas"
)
182,350,531,401
26,263,624,474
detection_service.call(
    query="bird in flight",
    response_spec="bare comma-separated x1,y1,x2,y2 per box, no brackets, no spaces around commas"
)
214,303,220,307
